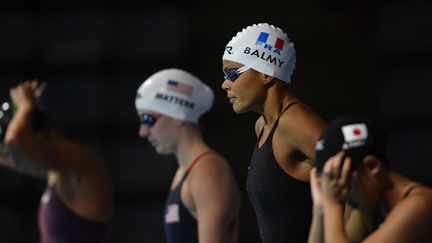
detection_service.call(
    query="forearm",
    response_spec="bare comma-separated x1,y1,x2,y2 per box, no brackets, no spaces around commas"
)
10,157,47,177
4,104,48,174
323,201,350,243
0,148,47,178
4,103,34,143
308,206,325,243
4,104,39,162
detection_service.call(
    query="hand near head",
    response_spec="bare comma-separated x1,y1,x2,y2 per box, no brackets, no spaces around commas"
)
310,167,324,212
10,80,45,111
321,152,352,203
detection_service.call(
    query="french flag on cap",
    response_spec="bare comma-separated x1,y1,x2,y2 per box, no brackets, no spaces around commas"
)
256,32,284,51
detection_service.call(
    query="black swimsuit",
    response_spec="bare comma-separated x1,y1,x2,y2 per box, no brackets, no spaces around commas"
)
164,151,213,243
247,103,312,243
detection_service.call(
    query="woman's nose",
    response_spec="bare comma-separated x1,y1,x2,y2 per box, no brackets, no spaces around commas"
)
138,124,150,138
221,79,232,91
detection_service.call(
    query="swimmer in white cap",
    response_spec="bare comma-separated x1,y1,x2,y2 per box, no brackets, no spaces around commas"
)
221,23,326,243
135,68,240,243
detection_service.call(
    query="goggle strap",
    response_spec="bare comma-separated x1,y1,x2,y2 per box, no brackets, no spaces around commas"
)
237,66,250,74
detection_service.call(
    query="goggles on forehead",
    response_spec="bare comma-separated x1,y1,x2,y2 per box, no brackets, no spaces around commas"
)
223,66,251,82
139,113,162,128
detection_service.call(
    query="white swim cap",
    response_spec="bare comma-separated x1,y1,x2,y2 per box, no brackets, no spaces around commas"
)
222,23,296,83
135,68,214,124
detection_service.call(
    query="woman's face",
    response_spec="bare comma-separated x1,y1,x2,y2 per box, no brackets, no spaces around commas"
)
137,110,179,155
221,60,267,114
348,169,369,209
348,158,381,209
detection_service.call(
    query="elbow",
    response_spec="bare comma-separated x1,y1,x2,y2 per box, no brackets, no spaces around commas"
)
3,127,27,149
4,130,18,147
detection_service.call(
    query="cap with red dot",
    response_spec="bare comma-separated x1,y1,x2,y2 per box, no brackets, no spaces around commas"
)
315,116,388,173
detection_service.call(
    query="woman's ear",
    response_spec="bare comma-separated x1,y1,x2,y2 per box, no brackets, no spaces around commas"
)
362,155,382,176
175,119,186,127
263,74,276,87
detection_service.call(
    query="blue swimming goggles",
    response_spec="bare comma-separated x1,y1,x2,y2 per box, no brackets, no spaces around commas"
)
223,66,251,82
140,113,162,128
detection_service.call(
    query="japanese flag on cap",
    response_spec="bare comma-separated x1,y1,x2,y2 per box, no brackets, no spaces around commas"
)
315,116,388,173
342,123,368,146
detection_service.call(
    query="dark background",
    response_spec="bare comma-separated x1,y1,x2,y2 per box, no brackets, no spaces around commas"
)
1,0,432,242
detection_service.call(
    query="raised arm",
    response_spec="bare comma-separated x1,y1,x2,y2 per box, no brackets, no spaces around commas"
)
1,81,49,176
3,81,101,175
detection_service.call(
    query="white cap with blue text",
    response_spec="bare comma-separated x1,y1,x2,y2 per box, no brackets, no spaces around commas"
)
135,68,214,123
222,23,296,83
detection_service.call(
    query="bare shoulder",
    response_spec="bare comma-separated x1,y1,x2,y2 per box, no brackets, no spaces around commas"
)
187,152,239,197
276,103,325,159
388,186,432,217
49,135,106,172
377,186,432,241
359,187,432,243
187,151,240,212
402,186,432,214
55,142,112,222
278,103,325,133
189,152,235,183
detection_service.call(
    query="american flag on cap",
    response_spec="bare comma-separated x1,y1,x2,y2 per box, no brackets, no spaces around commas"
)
166,80,193,96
